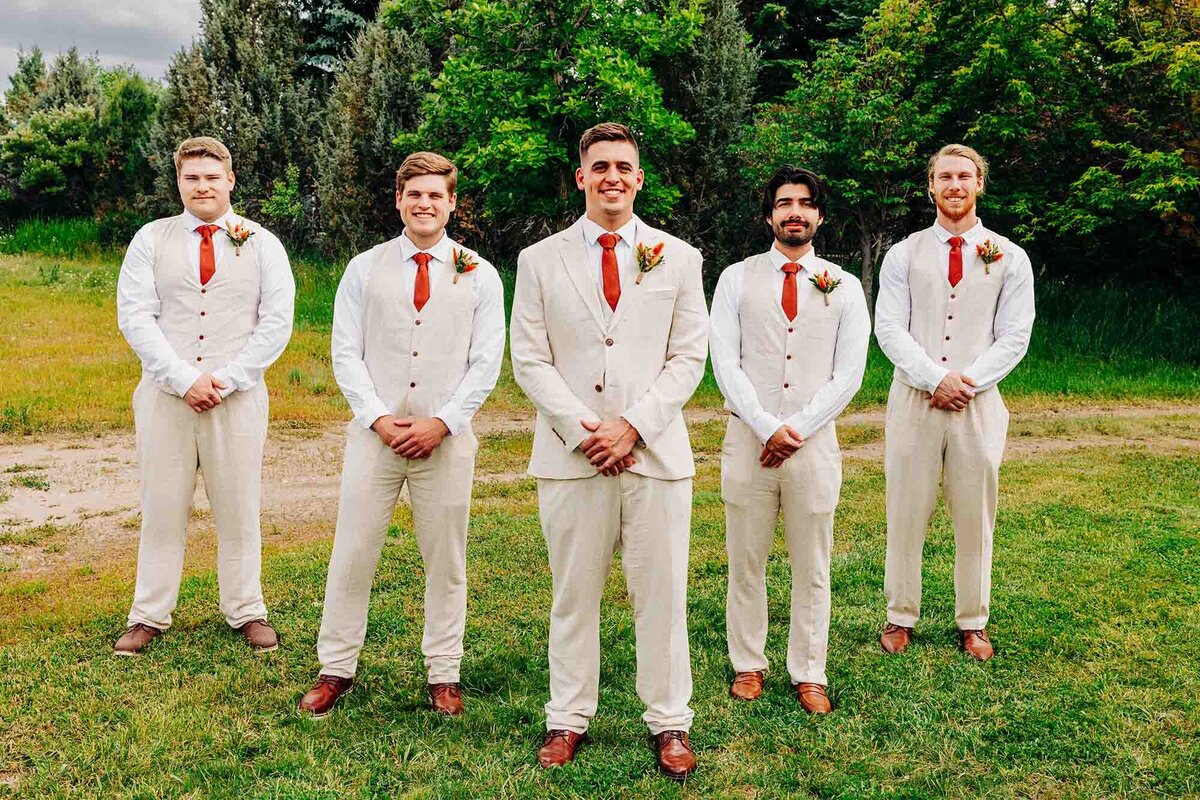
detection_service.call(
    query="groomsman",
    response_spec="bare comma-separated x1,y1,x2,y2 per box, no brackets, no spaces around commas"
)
298,152,504,717
114,136,295,655
510,123,708,779
875,144,1035,660
709,166,869,713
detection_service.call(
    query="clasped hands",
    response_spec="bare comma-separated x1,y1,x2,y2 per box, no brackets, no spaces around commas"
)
760,424,804,468
927,371,977,411
372,414,450,459
183,374,227,413
579,418,639,477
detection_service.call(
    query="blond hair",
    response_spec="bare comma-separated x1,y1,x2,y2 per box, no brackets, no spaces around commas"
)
395,151,458,194
173,136,233,174
927,143,988,191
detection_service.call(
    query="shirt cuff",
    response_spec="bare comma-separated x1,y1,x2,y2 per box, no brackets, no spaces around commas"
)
356,396,392,430
210,367,238,398
433,403,467,436
168,365,203,398
750,412,784,445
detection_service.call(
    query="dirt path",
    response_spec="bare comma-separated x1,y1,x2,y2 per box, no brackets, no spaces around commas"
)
2,403,1196,581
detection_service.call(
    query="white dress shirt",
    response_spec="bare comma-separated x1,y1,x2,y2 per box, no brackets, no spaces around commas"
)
331,230,506,434
116,207,295,398
710,246,871,443
580,214,642,293
874,220,1036,393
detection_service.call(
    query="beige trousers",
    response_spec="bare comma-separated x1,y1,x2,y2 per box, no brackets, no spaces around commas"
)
127,378,269,630
538,472,694,735
884,380,1009,629
721,417,838,686
317,423,477,682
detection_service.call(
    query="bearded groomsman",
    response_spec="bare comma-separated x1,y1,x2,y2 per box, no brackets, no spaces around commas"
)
709,166,869,713
876,144,1035,661
114,136,295,655
510,123,708,780
297,152,504,718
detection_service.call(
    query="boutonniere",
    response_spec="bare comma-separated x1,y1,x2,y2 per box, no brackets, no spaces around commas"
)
975,239,1002,274
635,241,665,285
452,247,479,284
809,270,842,306
223,221,255,256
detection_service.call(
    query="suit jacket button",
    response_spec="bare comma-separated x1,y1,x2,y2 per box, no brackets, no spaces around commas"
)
605,338,614,346
594,384,603,392
410,382,416,388
783,383,789,388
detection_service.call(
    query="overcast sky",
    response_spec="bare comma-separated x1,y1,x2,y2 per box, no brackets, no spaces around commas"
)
0,0,201,94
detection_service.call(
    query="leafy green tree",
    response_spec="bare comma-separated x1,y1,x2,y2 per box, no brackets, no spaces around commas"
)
0,105,103,218
38,47,101,112
3,47,48,124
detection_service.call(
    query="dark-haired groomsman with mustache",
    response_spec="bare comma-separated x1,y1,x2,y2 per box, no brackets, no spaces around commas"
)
875,144,1035,660
709,166,869,712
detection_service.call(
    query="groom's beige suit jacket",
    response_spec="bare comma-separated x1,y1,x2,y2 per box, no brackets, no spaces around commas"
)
510,217,708,480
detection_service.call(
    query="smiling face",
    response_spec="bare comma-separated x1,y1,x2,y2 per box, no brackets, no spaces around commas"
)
929,154,984,225
576,139,644,229
768,181,823,251
396,172,456,248
177,157,235,223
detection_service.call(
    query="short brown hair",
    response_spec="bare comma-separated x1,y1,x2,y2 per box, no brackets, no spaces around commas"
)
173,136,233,174
927,143,988,191
579,122,640,162
395,151,458,194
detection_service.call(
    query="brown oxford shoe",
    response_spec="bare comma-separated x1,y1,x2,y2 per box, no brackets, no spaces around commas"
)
796,682,832,714
880,623,913,654
730,670,765,701
428,682,465,715
237,619,279,653
537,729,586,768
651,730,697,782
298,674,354,718
113,623,162,656
959,628,994,661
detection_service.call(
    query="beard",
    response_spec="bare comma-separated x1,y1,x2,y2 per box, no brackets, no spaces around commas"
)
772,219,815,248
934,193,976,222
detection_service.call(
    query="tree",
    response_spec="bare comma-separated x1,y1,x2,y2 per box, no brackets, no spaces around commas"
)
316,20,430,253
38,47,101,112
0,105,103,219
4,47,48,124
295,0,380,82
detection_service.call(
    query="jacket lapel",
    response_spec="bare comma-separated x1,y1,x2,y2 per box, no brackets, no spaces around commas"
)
557,220,606,331
608,223,664,332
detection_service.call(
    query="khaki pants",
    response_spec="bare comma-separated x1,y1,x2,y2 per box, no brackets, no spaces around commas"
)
884,380,1009,629
538,472,694,735
721,416,839,686
127,378,269,630
317,423,477,682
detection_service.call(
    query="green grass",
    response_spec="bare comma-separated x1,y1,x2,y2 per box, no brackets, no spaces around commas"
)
1,439,1198,797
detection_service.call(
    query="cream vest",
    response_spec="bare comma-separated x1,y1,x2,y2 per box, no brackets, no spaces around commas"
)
733,254,843,419
361,237,475,423
151,215,262,376
900,227,1008,384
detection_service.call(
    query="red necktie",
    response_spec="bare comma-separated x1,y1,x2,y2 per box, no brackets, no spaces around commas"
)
781,262,799,321
196,224,219,286
948,236,965,288
412,252,431,312
598,232,621,311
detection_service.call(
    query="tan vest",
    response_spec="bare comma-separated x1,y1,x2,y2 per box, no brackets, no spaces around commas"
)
732,254,842,419
361,237,474,423
151,215,262,376
901,228,1007,383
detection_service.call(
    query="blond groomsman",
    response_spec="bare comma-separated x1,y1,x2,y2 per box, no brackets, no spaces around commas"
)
114,136,295,655
297,152,504,718
510,123,708,780
710,166,869,713
876,144,1035,660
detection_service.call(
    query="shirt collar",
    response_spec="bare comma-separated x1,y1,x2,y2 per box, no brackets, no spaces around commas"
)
581,214,640,248
399,230,454,264
182,207,237,233
933,219,984,244
768,244,822,276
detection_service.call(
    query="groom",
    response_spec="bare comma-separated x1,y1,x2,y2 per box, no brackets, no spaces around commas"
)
510,123,708,780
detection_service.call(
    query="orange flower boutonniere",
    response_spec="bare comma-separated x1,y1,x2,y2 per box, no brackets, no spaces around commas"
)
452,247,479,284
635,241,665,285
808,270,842,306
223,220,255,256
975,239,1002,275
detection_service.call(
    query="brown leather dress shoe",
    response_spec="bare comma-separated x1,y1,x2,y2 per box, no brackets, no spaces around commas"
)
113,623,162,656
537,729,586,767
428,682,464,715
796,682,832,714
238,619,278,652
880,623,913,654
298,674,354,718
730,670,764,701
959,628,994,661
651,730,697,781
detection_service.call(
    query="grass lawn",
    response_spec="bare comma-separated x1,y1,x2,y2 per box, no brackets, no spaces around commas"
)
1,432,1198,797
